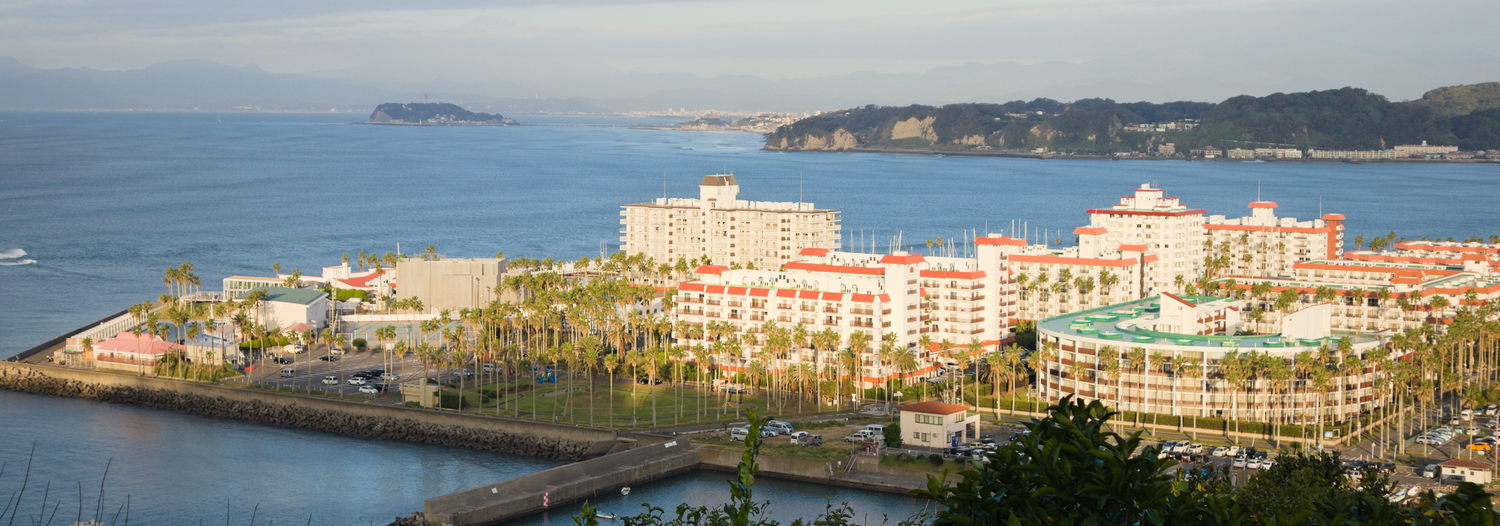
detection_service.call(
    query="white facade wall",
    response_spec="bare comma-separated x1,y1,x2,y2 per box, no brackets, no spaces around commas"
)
620,175,841,269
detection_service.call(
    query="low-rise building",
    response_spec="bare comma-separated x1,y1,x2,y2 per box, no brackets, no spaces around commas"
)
1307,149,1400,160
1394,141,1458,157
1438,459,1492,484
253,287,330,331
93,331,180,373
899,401,980,448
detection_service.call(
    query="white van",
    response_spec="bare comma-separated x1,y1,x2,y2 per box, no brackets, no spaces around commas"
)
1423,464,1439,479
729,427,749,441
864,424,886,433
1461,409,1474,421
767,420,794,434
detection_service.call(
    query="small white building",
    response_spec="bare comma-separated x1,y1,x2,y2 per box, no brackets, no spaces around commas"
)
899,401,980,449
254,287,329,331
1439,459,1493,484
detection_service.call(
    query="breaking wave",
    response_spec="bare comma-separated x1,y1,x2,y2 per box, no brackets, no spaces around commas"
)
0,248,25,259
0,258,37,266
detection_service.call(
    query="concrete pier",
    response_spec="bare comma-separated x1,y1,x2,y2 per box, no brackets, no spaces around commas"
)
425,438,700,526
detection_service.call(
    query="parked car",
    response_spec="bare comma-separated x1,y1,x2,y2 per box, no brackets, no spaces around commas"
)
1423,464,1439,479
1259,460,1276,470
1186,443,1205,455
279,368,295,378
863,424,886,434
286,344,306,354
329,347,347,355
381,372,400,382
729,427,749,441
1247,459,1264,470
348,376,368,385
1232,457,1248,469
1225,446,1242,458
767,420,794,434
792,432,822,446
358,384,379,395
271,356,293,365
318,355,339,362
1211,446,1228,457
844,429,882,443
481,363,499,373
321,375,338,385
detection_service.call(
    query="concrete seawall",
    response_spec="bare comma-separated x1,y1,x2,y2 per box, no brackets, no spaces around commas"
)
425,439,699,526
0,362,622,460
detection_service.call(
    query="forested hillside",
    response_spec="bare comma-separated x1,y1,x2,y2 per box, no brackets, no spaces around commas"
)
765,84,1500,154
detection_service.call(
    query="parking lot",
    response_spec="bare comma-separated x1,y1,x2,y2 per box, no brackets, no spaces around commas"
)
243,344,448,400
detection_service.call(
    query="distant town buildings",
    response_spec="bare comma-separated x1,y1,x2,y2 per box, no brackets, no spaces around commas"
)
620,175,842,270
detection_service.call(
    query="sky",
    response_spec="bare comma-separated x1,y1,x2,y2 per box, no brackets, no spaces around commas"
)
2,0,1498,104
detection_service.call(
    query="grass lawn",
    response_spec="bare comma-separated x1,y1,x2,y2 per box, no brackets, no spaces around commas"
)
439,379,835,429
695,434,856,463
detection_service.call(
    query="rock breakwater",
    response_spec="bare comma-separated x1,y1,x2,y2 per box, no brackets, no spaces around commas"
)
0,365,605,460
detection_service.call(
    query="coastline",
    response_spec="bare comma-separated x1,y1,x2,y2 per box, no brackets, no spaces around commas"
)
761,146,1500,164
0,361,621,460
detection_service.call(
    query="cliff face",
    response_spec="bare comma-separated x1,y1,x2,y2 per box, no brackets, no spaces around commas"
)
764,83,1500,153
763,101,1149,153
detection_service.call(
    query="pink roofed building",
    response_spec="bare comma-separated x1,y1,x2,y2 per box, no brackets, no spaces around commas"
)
93,331,181,373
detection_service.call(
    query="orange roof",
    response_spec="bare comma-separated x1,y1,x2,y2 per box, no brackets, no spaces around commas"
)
974,235,1027,246
900,401,970,415
1118,244,1148,252
1249,201,1278,209
798,247,830,257
1439,459,1492,469
336,269,385,288
1073,226,1107,235
1322,213,1346,221
880,253,925,265
696,265,729,275
1161,292,1196,307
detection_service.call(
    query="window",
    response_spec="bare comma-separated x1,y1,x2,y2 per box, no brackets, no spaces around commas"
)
915,414,944,425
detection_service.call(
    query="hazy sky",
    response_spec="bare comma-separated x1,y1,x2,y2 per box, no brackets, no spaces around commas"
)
3,0,1497,101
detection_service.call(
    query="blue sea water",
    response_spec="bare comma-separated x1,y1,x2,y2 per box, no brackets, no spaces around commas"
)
0,111,1496,523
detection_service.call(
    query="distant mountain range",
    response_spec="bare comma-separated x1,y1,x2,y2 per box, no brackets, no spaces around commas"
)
3,54,1499,115
765,83,1500,153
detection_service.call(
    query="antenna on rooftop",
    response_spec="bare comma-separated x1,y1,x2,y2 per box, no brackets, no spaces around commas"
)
1256,180,1262,202
662,170,667,200
799,174,804,208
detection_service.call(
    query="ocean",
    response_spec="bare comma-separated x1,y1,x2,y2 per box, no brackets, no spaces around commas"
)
0,111,1495,523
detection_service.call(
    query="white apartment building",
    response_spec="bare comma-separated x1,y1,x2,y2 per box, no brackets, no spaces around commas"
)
1224,257,1499,334
996,231,1153,321
620,175,841,269
1084,184,1206,294
1394,141,1458,157
1205,201,1345,277
672,243,1014,387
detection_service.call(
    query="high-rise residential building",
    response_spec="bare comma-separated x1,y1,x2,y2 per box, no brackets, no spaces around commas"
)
1204,201,1345,278
619,175,841,269
1083,184,1207,293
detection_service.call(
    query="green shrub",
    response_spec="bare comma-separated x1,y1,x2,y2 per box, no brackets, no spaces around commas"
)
334,289,369,302
352,338,367,349
884,423,903,448
927,453,943,466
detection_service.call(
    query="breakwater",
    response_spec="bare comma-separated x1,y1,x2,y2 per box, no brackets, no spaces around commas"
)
0,362,621,460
